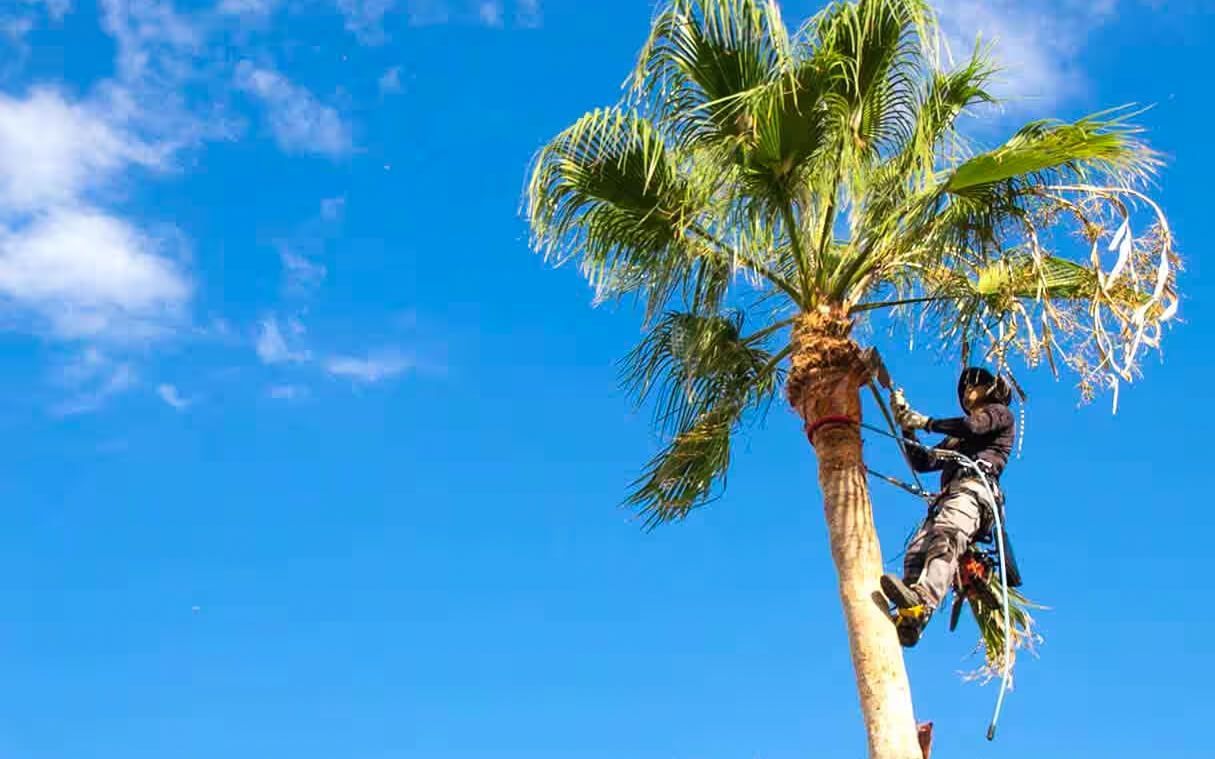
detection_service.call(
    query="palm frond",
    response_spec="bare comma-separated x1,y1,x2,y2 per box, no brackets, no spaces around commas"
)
944,107,1158,199
526,107,724,316
621,310,785,524
902,185,1179,405
960,578,1045,687
810,0,934,165
630,0,791,148
622,310,782,435
627,403,737,527
839,109,1163,309
828,45,997,300
902,43,996,174
733,53,835,206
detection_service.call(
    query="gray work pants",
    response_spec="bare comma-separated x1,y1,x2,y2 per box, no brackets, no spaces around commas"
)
903,479,994,610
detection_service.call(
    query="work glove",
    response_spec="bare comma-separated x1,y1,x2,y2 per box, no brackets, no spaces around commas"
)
891,389,930,430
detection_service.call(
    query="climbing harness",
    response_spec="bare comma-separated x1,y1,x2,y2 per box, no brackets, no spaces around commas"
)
815,352,1023,743
852,410,1015,741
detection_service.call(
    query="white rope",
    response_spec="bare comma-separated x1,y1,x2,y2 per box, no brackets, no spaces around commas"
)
860,390,1018,739
935,450,1013,741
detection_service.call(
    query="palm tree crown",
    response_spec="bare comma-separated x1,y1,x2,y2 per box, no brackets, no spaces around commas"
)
526,0,1178,525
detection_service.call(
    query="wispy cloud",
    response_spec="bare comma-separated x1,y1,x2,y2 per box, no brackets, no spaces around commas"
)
279,246,327,297
337,0,536,33
22,0,72,20
478,0,503,27
405,0,447,26
515,0,541,28
324,350,412,383
269,384,309,401
319,195,346,221
378,66,404,95
256,316,311,364
235,61,352,157
52,348,138,416
100,0,205,99
3,0,70,57
336,0,396,43
933,0,1119,109
217,0,281,16
156,382,190,410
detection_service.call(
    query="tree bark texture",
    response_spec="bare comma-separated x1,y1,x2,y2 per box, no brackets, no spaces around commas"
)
787,307,922,759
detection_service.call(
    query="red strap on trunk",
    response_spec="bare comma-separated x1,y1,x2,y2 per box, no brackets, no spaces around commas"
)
805,414,857,444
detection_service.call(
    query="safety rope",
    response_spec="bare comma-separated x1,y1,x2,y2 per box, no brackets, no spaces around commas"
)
866,381,926,495
851,415,1015,742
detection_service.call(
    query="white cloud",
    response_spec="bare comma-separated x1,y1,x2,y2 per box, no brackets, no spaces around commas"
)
933,0,1119,108
52,348,138,415
336,0,396,42
0,208,190,340
320,195,346,221
279,246,327,296
218,0,281,16
378,66,403,95
235,61,352,157
256,316,310,364
0,88,163,213
324,349,411,383
99,0,240,146
156,382,190,409
406,0,448,26
0,8,201,357
1,16,35,59
478,1,502,27
515,0,540,28
101,0,202,88
269,383,309,400
17,0,71,20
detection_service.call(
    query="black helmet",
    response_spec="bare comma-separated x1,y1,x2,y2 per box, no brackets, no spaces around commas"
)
957,366,1013,410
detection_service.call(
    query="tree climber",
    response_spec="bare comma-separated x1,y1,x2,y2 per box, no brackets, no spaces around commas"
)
880,367,1016,647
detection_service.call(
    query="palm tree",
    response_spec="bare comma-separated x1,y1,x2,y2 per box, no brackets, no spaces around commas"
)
524,1,1178,756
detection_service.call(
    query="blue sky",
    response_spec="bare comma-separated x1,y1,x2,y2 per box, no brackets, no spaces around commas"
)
0,1,1211,757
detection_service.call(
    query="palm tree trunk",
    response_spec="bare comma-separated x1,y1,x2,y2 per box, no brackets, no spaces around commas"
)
814,408,922,758
788,308,921,759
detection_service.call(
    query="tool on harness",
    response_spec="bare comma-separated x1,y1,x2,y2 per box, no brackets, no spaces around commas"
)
861,347,926,495
857,352,1024,743
949,550,1000,632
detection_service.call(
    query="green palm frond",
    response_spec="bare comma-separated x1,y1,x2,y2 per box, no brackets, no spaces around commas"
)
961,577,1045,686
842,109,1167,321
733,53,835,207
623,310,782,435
944,107,1158,198
828,47,995,299
903,45,996,173
526,107,722,316
915,110,1157,262
810,0,932,164
925,254,1096,304
627,403,738,527
622,310,785,524
631,0,791,148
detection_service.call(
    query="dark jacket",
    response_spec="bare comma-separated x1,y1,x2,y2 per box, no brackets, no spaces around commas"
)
904,404,1015,490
